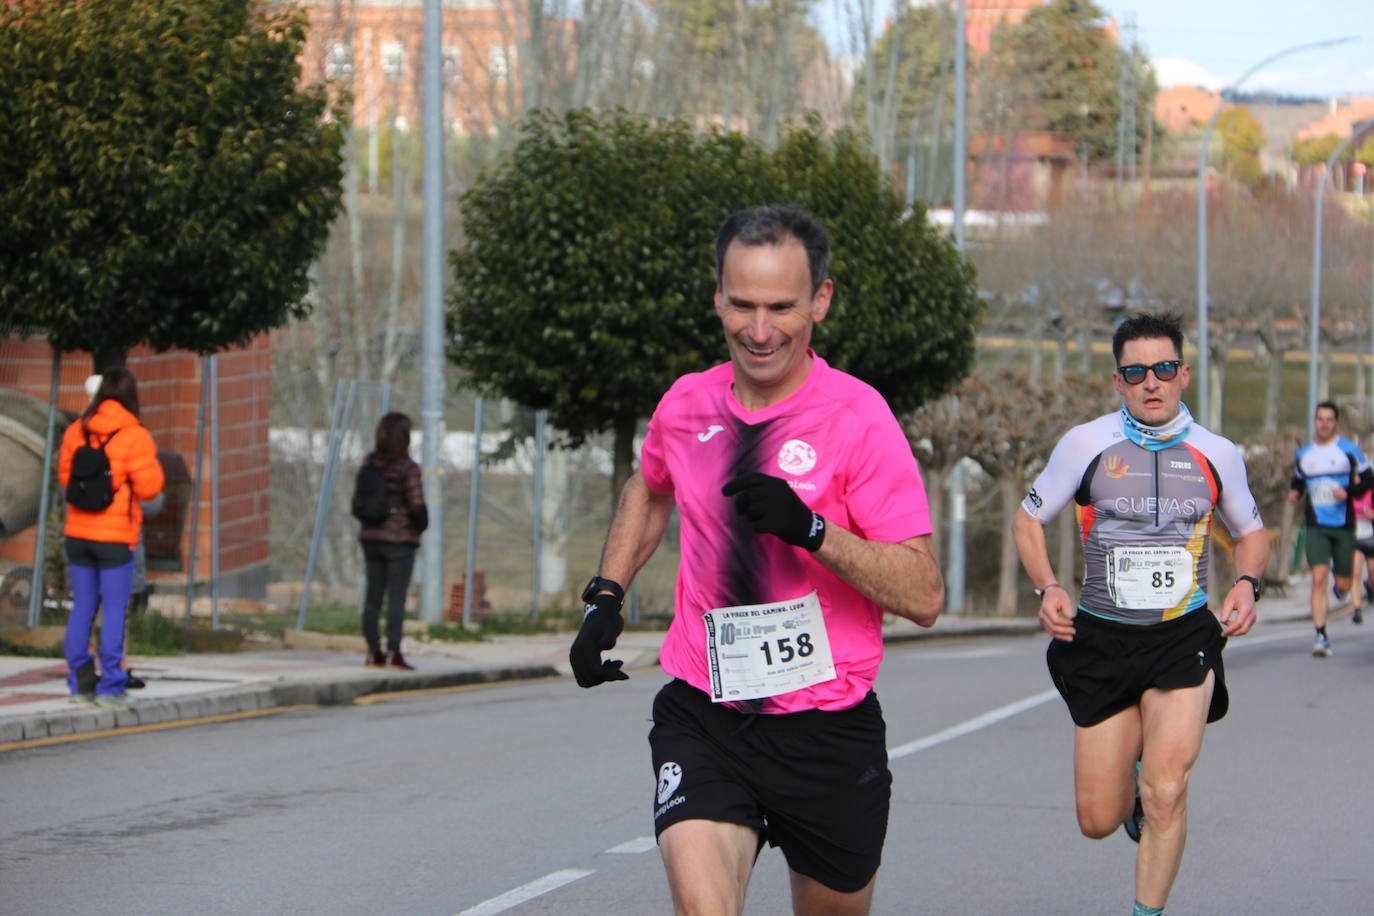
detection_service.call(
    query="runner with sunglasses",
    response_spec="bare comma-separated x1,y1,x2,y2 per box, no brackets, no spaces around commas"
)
1287,400,1374,656
1013,312,1268,916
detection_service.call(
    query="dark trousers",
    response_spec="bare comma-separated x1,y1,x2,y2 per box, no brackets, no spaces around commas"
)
361,541,417,653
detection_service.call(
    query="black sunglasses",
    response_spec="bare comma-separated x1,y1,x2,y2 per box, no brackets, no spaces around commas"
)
1117,360,1182,385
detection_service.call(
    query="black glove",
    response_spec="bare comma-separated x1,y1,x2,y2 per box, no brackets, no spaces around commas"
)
722,472,826,552
569,593,629,688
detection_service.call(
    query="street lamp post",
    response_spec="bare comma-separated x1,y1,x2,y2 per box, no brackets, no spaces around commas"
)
1308,119,1374,436
1195,37,1356,429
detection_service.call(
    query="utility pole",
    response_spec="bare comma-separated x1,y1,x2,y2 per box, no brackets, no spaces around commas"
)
419,0,446,622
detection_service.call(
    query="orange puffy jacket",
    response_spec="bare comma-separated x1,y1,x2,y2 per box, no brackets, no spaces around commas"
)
58,400,165,547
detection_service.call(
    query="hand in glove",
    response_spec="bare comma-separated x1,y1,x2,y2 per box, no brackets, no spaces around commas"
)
722,472,826,552
569,593,630,687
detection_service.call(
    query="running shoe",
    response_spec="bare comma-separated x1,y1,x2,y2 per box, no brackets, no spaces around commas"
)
1313,635,1333,657
1354,606,1364,625
364,649,386,667
1123,760,1144,843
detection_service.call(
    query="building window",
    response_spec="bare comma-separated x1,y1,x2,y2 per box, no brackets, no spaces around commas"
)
489,45,514,82
326,41,353,79
443,46,461,82
381,42,406,81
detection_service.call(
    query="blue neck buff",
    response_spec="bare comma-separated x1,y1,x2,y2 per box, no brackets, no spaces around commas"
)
1120,401,1193,451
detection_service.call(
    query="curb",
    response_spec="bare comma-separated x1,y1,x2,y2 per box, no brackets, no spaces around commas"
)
0,664,564,746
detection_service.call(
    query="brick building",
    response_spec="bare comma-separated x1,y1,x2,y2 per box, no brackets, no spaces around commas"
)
1154,85,1221,135
297,0,542,133
0,336,272,600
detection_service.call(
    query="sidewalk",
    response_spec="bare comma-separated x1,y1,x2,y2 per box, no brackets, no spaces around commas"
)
0,581,1326,748
0,614,1044,746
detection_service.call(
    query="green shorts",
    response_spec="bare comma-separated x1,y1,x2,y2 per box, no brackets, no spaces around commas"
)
1305,526,1356,578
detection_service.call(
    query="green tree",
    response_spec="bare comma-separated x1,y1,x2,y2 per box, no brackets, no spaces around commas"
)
1291,134,1342,167
769,117,979,415
986,0,1153,167
1217,105,1266,186
0,0,346,370
1357,135,1374,170
849,2,962,200
448,109,765,496
448,109,981,497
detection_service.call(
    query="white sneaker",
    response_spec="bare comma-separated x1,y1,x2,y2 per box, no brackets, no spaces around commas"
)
93,693,138,709
1313,635,1333,657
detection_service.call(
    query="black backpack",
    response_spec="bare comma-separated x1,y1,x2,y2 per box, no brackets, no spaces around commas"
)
66,427,120,511
351,462,393,527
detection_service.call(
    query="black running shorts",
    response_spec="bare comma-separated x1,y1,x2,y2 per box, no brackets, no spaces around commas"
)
648,678,891,894
1046,608,1229,728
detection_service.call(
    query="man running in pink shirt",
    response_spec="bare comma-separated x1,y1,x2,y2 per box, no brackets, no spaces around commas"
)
570,205,944,915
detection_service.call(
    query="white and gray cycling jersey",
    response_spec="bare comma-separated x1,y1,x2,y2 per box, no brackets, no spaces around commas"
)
1022,413,1264,625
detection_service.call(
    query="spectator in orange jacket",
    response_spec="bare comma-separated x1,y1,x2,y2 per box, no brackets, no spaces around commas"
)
58,369,164,708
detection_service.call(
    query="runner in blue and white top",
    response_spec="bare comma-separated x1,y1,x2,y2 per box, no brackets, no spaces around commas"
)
1287,400,1374,657
1013,312,1269,916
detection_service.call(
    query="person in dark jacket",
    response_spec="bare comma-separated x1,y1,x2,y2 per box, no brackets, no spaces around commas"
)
358,412,427,670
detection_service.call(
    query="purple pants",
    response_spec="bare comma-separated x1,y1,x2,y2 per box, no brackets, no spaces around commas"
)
64,539,134,696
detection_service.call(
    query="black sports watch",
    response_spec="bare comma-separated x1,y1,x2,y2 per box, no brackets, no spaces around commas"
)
1235,575,1262,602
581,575,625,607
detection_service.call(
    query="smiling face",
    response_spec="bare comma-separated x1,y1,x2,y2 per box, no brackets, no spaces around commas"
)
714,238,832,411
1113,336,1190,426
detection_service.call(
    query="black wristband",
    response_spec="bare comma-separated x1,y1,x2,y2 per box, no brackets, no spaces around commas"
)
581,575,625,607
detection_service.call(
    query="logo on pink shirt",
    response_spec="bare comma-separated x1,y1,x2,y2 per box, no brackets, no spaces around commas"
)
778,439,816,475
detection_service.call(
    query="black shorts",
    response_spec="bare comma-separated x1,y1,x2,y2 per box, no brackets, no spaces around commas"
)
648,678,891,894
1046,609,1228,728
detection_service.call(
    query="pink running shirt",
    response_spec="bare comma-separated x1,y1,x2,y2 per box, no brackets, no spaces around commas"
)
640,353,932,714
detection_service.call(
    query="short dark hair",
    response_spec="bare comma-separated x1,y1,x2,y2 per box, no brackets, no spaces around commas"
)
81,368,140,424
1316,400,1339,421
1112,312,1185,364
374,412,413,460
714,205,831,295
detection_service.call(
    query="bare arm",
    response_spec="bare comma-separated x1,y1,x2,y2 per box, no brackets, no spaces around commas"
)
1013,506,1076,641
813,528,943,627
1218,527,1267,637
594,470,675,589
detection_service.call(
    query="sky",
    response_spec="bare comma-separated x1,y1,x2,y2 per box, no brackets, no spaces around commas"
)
830,1,1373,99
1100,1,1370,97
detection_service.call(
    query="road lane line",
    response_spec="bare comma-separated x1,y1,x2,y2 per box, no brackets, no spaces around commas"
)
458,868,595,915
461,642,1314,913
606,836,657,854
889,689,1059,760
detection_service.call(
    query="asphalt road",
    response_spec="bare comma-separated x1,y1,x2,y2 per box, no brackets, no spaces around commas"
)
1,620,1369,915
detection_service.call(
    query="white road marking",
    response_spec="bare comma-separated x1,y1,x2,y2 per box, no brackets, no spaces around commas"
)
457,868,594,915
466,637,1321,914
605,836,657,854
889,689,1060,760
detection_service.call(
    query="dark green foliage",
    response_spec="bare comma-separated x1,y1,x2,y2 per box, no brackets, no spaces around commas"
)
450,109,766,449
987,0,1154,166
448,108,981,478
768,118,980,416
0,0,346,363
